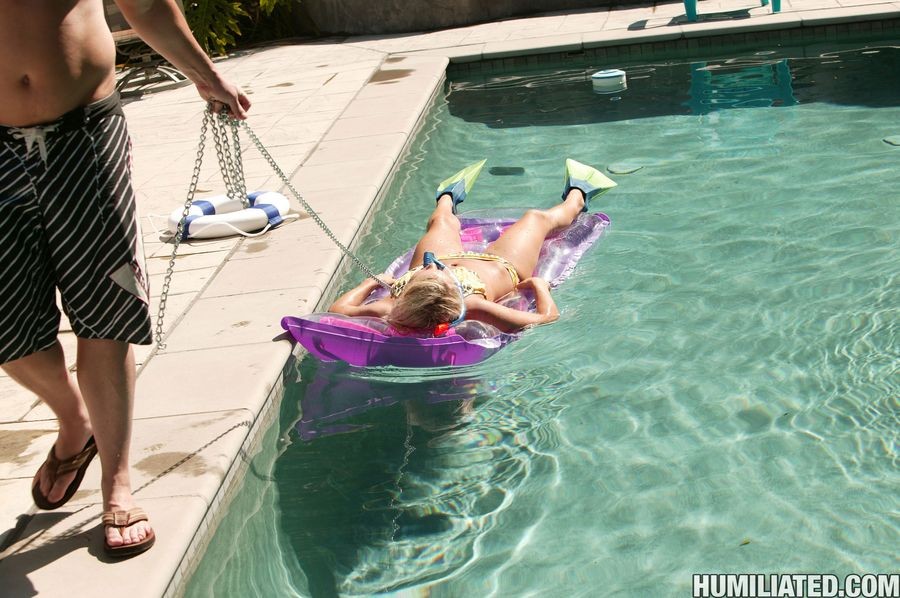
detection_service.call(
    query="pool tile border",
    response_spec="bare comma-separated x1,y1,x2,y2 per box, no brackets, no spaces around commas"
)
162,361,287,597
442,15,900,75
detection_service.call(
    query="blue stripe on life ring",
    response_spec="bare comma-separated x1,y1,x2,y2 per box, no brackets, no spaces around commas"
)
182,214,200,240
247,191,265,204
250,203,284,227
193,200,216,215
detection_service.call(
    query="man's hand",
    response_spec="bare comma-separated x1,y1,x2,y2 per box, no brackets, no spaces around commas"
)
196,77,251,119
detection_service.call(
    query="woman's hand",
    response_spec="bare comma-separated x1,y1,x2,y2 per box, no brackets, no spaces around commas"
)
357,274,394,292
329,275,394,317
516,277,551,293
515,277,558,324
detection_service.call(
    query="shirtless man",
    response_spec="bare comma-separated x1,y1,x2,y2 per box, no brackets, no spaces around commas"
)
0,0,250,558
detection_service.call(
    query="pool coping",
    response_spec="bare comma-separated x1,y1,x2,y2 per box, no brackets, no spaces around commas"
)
0,4,898,597
445,13,900,74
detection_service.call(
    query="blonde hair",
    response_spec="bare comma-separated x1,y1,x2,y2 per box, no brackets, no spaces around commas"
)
388,276,463,332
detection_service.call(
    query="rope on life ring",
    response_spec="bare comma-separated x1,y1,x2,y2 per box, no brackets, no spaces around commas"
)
166,190,296,240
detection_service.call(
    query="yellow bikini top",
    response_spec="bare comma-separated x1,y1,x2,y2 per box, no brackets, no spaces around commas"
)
391,263,487,298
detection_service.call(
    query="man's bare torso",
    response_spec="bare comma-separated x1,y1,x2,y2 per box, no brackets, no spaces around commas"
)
0,0,117,127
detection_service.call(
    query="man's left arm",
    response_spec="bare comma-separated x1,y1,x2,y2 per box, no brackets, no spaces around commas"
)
114,0,251,117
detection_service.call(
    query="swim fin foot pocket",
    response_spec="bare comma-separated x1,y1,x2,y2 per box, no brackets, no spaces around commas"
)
561,158,617,211
435,159,487,214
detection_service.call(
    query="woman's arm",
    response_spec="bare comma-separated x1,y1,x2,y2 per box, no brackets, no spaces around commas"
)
329,277,393,318
114,0,250,117
519,277,560,322
466,277,559,332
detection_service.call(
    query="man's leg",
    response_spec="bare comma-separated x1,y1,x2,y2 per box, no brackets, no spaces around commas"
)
3,342,94,505
75,338,151,548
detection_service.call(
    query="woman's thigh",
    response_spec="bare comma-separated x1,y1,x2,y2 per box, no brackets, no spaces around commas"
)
410,213,464,266
485,210,553,278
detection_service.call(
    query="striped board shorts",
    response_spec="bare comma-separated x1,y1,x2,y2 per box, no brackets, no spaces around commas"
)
0,92,152,365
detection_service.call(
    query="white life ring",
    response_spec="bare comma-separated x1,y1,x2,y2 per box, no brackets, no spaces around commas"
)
167,191,292,240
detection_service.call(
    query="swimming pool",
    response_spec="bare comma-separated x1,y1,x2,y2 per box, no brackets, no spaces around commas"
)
186,39,899,597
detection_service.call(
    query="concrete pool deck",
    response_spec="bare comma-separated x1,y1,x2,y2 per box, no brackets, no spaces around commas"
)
1,0,898,595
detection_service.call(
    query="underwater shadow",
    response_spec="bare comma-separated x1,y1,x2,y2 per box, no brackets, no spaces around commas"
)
274,358,485,597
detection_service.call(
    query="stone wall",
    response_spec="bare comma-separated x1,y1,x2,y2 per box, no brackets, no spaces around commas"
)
299,0,616,35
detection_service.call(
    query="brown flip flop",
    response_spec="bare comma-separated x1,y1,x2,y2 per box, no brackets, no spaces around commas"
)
102,507,156,558
31,436,97,510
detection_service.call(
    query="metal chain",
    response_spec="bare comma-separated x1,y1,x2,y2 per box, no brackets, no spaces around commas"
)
210,116,232,200
219,111,247,205
228,114,248,201
154,107,212,348
211,114,247,208
154,106,390,349
238,119,391,288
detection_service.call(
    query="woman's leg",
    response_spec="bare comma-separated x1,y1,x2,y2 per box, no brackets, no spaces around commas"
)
409,194,465,267
486,189,585,278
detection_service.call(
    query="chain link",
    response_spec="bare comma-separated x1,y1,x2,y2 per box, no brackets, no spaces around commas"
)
228,114,248,202
154,107,212,348
238,120,391,288
211,112,247,208
153,105,389,349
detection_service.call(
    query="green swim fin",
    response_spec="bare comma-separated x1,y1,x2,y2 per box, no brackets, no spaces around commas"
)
435,159,487,213
562,158,617,211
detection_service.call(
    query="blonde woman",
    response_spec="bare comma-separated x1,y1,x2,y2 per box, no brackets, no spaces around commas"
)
330,159,616,334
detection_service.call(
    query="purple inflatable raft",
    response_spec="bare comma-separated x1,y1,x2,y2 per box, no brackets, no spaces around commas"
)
281,209,610,368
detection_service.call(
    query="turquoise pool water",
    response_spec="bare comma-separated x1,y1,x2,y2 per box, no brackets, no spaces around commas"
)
187,41,899,596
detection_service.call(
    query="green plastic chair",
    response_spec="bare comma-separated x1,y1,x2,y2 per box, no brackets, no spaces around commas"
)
683,0,781,21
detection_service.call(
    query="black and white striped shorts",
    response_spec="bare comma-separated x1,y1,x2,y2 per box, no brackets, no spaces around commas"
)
0,92,152,365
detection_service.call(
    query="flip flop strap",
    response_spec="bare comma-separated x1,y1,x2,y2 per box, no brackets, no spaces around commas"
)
45,441,96,477
102,508,149,528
